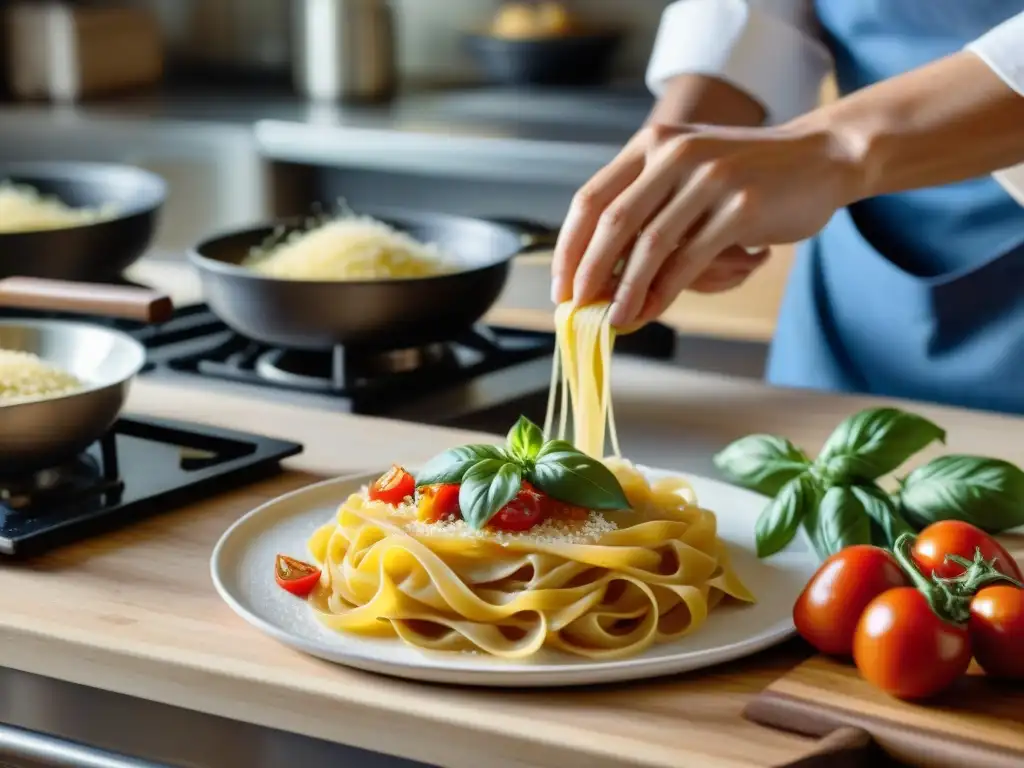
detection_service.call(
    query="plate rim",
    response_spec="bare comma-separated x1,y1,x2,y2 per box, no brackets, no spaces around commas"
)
210,466,816,687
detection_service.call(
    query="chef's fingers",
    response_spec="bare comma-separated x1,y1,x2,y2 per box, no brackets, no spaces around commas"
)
551,147,645,304
634,244,769,325
571,141,705,308
606,161,734,327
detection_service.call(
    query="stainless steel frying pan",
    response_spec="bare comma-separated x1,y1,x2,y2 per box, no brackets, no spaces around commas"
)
0,278,173,475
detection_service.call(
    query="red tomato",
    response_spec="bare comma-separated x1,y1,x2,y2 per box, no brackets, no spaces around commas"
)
368,465,416,506
417,484,461,523
275,554,321,597
853,587,972,700
911,520,1023,581
489,486,544,532
793,545,909,657
969,585,1024,679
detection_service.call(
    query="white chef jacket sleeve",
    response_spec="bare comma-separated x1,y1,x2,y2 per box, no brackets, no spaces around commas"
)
645,0,833,125
966,12,1024,207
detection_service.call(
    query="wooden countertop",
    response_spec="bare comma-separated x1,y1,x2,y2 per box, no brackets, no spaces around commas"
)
2,360,1023,768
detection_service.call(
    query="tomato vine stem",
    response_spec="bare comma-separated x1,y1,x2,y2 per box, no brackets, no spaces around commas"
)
891,533,1022,625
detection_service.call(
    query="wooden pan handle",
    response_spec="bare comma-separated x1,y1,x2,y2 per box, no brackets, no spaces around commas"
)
0,278,174,324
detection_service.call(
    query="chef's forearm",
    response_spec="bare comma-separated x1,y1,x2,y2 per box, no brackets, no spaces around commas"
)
795,51,1024,203
647,75,767,129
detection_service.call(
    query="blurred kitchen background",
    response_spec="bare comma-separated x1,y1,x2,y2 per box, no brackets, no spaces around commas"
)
0,0,794,378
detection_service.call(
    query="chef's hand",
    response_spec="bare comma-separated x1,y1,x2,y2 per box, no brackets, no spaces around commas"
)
551,121,859,327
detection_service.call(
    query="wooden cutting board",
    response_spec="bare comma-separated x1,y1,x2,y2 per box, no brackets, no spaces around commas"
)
744,655,1024,768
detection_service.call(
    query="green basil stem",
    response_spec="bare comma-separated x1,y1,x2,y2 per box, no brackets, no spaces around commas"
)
891,534,1023,625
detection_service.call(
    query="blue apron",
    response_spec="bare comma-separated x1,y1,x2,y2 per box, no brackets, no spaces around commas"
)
765,0,1024,413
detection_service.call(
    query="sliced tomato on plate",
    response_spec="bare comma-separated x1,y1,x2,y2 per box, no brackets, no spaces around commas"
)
275,554,321,597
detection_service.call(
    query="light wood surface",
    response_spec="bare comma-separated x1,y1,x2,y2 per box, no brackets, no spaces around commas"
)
3,358,1024,766
746,656,1024,768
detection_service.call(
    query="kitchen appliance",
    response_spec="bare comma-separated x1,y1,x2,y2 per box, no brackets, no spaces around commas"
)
189,211,559,351
0,414,302,557
0,301,676,432
0,278,172,474
3,1,164,101
464,30,622,87
291,0,396,103
0,162,166,281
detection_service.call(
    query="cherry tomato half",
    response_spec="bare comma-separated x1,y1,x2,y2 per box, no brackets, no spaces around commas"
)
275,554,321,597
911,520,1023,581
489,484,544,532
793,545,909,657
853,587,972,700
417,483,461,523
969,584,1024,679
368,465,416,506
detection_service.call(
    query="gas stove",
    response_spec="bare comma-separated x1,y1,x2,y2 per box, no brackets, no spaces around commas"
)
0,416,301,557
4,303,676,432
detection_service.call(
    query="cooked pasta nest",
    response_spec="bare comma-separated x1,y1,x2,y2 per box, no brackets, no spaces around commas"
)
306,458,754,659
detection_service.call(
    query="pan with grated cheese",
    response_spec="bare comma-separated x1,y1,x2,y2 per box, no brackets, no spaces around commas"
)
0,181,115,233
0,349,84,404
303,301,754,660
244,215,457,281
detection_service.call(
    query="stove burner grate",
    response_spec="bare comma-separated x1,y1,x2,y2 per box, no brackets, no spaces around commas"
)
0,432,123,513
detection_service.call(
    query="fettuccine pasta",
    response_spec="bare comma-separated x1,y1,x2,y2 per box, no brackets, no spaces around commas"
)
300,300,754,659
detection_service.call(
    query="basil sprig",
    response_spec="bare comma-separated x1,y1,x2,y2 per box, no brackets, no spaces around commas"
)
714,406,1024,560
415,416,630,530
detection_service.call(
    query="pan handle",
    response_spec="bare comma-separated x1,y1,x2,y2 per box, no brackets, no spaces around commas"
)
0,277,174,324
485,218,560,254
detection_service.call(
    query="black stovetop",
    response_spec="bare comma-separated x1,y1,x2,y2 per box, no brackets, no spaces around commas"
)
0,416,301,557
3,304,676,431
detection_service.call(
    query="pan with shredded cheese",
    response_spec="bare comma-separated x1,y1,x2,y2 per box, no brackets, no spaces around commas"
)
291,300,754,660
0,181,115,234
0,349,84,405
244,215,457,281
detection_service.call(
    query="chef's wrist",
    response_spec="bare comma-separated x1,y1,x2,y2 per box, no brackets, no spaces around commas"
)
646,74,767,129
783,102,880,207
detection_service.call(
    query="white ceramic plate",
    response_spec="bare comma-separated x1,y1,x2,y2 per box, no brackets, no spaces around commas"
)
210,467,819,687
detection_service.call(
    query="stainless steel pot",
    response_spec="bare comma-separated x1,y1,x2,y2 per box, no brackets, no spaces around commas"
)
291,0,396,103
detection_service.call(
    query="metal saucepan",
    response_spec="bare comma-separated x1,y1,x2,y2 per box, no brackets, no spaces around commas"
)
0,162,167,281
0,278,173,475
188,209,558,351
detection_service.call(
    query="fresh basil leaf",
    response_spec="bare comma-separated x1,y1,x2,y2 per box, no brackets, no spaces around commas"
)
755,474,819,558
713,434,810,496
816,407,945,482
899,454,1024,533
850,483,912,548
529,449,630,511
535,439,577,459
815,486,873,557
506,416,545,462
458,460,523,529
415,444,508,487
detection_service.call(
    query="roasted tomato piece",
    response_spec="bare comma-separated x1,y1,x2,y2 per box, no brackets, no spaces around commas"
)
417,483,461,523
275,554,321,597
368,465,415,506
490,485,544,532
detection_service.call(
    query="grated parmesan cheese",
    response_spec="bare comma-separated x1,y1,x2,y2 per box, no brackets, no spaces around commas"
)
404,510,617,546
